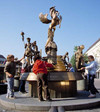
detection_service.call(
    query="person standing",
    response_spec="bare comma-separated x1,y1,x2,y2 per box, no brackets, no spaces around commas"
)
19,58,28,93
4,55,23,99
81,55,99,98
32,55,54,101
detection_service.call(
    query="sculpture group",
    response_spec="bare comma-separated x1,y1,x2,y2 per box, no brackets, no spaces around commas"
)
21,32,39,65
20,7,85,72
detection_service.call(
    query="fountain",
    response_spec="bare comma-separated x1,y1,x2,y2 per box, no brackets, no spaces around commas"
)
21,7,84,98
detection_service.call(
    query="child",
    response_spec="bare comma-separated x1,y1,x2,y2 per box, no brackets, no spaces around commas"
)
4,55,23,99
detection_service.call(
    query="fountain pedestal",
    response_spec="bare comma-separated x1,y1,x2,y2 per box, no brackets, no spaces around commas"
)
20,55,84,98
20,71,84,98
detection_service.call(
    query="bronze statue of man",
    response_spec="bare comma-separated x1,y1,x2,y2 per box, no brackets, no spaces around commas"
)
24,38,34,65
32,41,39,56
75,45,84,72
62,52,69,66
21,32,40,65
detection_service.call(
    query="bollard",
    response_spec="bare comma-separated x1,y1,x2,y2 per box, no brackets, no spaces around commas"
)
49,107,58,112
58,106,65,112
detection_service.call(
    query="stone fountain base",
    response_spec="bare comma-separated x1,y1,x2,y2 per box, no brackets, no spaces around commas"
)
21,71,84,98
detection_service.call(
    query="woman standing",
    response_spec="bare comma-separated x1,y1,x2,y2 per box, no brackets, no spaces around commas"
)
81,55,99,98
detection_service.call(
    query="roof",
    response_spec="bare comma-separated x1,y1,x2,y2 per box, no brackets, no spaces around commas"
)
0,55,6,59
86,38,100,53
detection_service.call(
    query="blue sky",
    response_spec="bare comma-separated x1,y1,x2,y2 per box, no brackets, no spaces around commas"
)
0,0,100,60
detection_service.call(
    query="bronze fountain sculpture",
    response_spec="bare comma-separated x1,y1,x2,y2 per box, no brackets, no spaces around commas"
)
75,45,85,72
20,7,85,98
39,6,62,65
21,32,39,66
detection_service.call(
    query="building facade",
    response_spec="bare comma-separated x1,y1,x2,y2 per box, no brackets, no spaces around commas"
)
0,54,6,82
0,54,6,66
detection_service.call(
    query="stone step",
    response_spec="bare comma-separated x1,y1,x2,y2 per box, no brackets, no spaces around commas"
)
0,91,100,111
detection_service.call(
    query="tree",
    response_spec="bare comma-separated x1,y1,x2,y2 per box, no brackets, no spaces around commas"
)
83,53,88,63
70,46,77,69
70,54,76,69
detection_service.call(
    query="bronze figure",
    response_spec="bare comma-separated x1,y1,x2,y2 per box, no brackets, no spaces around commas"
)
75,45,84,71
61,52,69,66
39,7,62,64
24,37,34,65
32,41,38,53
21,32,39,65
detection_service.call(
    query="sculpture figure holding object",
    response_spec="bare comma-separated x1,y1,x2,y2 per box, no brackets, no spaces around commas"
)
21,32,34,65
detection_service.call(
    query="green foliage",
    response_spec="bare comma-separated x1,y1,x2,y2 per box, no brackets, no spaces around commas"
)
74,46,78,53
70,46,77,69
70,54,76,69
83,53,88,63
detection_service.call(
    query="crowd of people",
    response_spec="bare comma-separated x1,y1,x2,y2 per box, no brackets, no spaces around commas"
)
4,54,99,101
